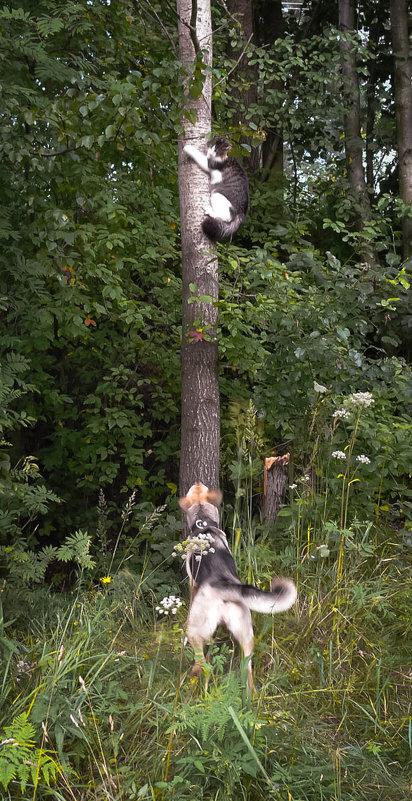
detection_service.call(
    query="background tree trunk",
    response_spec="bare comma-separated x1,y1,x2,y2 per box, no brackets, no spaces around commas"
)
177,0,220,495
390,0,412,259
365,17,379,194
338,0,372,231
226,0,259,173
255,0,284,184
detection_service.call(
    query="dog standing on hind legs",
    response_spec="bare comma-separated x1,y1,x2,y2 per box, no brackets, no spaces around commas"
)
179,482,297,691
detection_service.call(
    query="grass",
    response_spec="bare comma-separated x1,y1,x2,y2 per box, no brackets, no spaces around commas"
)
0,508,410,801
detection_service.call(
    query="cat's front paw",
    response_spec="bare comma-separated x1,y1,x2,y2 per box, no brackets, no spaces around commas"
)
183,144,197,159
203,204,214,217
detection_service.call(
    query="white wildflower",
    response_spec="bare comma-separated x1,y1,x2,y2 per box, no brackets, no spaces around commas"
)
314,381,328,394
356,454,371,464
15,660,33,676
333,408,350,419
346,391,374,408
156,595,183,617
332,450,346,460
289,483,297,490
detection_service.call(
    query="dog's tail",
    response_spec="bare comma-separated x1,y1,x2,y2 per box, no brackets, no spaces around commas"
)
202,214,244,242
213,577,297,614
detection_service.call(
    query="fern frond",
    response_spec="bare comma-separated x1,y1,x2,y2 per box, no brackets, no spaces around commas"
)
56,530,95,569
0,713,58,792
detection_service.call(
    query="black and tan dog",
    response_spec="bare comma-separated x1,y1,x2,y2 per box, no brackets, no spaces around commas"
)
179,482,297,689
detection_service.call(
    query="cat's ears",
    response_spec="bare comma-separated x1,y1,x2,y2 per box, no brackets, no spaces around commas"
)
179,482,222,511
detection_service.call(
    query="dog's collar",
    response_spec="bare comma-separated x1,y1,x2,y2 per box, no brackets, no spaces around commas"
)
188,518,231,553
190,516,219,534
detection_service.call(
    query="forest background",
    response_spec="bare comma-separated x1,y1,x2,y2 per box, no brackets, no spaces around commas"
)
0,0,411,799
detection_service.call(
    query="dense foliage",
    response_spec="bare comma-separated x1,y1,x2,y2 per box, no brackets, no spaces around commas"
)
0,0,410,541
0,0,183,539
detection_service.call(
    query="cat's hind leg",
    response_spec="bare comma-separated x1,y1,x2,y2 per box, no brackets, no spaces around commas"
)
205,193,232,221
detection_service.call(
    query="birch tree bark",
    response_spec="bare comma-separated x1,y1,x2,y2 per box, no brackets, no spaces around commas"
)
390,0,412,259
177,0,220,495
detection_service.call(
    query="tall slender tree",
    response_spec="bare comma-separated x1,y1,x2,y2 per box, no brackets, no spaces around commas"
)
338,0,372,231
390,0,412,259
177,0,220,494
255,0,284,183
226,0,259,172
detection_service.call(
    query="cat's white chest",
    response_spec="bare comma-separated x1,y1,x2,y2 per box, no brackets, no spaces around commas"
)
210,169,223,185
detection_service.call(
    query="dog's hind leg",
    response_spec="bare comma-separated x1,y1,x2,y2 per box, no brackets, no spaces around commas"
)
224,603,255,692
186,593,219,685
185,630,212,697
187,635,207,677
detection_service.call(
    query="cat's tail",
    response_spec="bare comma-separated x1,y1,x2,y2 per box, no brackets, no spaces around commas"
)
202,214,245,242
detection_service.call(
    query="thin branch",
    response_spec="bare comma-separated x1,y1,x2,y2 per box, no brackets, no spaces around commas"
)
214,33,253,88
189,0,201,55
138,0,178,57
33,147,78,157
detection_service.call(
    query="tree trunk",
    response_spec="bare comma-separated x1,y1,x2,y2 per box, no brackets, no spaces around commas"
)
256,0,284,183
226,0,259,172
338,0,372,229
365,19,379,194
177,0,220,495
390,0,412,259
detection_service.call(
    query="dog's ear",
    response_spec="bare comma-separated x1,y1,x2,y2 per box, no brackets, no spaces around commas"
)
206,489,222,507
178,496,191,512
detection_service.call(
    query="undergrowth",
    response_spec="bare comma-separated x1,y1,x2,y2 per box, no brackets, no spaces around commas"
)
0,397,411,800
1,521,409,801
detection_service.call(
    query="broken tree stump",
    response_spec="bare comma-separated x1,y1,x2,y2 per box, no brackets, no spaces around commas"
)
263,454,290,522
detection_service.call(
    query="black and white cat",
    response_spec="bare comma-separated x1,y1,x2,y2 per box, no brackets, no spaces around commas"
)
183,136,249,242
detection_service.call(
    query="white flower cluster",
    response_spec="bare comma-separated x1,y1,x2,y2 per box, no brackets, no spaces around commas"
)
155,595,183,616
15,659,34,679
346,391,374,408
333,392,374,420
333,408,350,420
172,532,216,560
332,450,346,460
356,454,371,464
